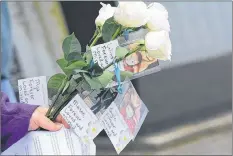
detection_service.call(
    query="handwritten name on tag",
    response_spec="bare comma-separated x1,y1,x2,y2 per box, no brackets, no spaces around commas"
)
60,94,102,141
91,40,119,68
18,76,48,106
100,102,132,154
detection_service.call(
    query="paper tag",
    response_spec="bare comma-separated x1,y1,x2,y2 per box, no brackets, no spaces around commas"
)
115,81,149,140
100,102,132,154
91,40,119,68
60,94,102,141
18,76,48,107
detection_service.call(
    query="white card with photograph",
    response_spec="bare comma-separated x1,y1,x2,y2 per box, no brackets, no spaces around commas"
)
115,81,149,140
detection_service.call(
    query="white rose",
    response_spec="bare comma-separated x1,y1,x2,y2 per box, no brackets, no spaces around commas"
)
114,1,149,27
145,31,172,60
95,2,116,26
147,3,170,32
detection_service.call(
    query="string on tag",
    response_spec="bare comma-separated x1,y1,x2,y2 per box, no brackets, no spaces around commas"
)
113,59,122,94
123,29,133,41
90,59,94,68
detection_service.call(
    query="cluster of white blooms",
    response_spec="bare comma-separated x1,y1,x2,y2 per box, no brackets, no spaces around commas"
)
95,1,172,61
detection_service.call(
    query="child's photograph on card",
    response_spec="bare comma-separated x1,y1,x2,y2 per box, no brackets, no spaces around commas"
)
116,81,149,138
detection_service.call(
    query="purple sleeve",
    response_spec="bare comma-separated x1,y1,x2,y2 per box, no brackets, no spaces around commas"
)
1,92,39,151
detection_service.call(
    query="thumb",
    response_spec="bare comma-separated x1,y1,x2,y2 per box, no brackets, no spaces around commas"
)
37,115,63,131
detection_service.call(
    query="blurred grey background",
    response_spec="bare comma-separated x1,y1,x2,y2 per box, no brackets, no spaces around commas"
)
5,1,232,155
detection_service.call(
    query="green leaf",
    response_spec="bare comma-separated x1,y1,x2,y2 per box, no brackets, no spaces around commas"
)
83,73,103,90
102,17,120,42
97,71,114,87
56,58,68,69
62,81,70,94
115,47,129,59
120,71,133,81
65,61,87,70
89,63,103,77
62,33,82,59
48,73,66,89
66,78,78,94
47,73,66,98
56,58,72,76
66,52,83,63
83,50,93,65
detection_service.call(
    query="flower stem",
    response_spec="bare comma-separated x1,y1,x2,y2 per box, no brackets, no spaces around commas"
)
111,26,122,40
45,76,68,117
90,33,101,47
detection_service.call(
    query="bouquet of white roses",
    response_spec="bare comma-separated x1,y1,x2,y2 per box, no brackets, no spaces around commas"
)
45,1,171,122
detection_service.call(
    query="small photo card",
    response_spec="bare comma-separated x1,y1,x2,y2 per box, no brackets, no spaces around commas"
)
115,81,149,140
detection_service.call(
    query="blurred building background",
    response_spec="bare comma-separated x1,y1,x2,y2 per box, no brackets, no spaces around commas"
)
5,1,232,155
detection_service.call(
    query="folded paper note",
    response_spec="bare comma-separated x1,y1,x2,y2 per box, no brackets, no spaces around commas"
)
2,128,96,155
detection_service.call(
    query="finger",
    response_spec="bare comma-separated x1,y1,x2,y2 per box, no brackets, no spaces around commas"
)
37,114,62,131
37,107,49,115
55,114,70,129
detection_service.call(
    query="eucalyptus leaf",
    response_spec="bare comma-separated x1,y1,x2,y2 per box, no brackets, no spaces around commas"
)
115,47,129,59
97,71,114,87
102,17,120,42
83,73,103,90
62,33,82,59
65,61,87,70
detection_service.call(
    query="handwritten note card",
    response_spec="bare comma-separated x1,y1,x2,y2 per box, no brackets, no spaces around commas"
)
91,40,119,68
18,76,48,107
60,94,103,141
100,102,132,154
